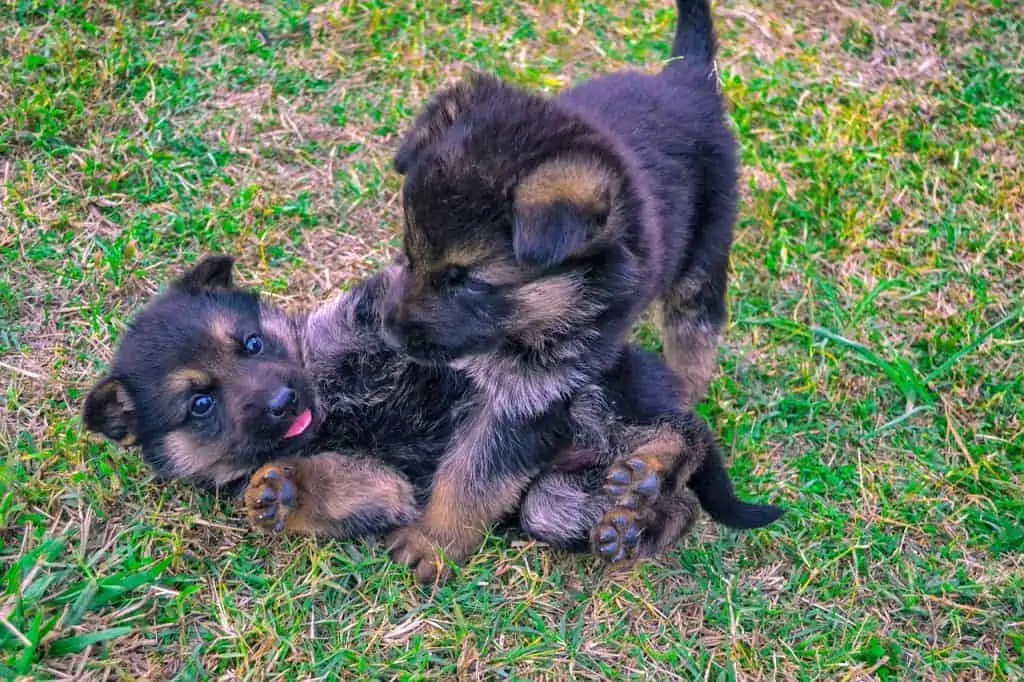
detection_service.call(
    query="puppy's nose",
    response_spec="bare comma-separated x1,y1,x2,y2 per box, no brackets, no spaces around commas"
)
267,387,298,419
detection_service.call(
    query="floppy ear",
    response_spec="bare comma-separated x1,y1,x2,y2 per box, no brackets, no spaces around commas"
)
393,73,502,174
171,255,236,295
512,157,613,268
83,375,137,446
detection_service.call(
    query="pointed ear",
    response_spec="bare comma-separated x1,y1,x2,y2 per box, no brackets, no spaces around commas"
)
512,157,614,268
394,73,501,174
171,255,236,295
82,375,138,446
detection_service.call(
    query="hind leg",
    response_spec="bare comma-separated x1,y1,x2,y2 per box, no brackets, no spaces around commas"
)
518,465,700,562
658,249,730,408
590,488,701,563
643,490,700,555
590,424,701,562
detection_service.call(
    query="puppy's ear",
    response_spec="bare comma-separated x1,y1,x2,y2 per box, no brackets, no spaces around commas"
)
83,375,138,446
394,83,472,175
171,255,236,294
512,157,614,268
394,73,502,174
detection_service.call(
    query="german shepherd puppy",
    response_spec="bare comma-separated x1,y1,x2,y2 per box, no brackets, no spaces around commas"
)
381,0,740,579
83,256,783,583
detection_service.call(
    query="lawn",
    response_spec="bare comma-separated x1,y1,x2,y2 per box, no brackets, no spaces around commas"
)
1,0,1021,678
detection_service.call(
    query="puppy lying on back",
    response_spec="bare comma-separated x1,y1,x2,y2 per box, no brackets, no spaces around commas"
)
381,0,743,579
84,256,782,582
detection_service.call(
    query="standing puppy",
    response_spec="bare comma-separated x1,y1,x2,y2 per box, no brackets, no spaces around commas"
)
382,0,740,580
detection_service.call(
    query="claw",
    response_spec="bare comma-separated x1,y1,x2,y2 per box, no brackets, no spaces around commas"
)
598,526,617,544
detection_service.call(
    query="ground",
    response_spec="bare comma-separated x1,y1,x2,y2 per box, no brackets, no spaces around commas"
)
1,0,1021,679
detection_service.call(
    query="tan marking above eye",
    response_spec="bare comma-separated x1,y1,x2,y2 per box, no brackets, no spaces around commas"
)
166,368,213,394
208,314,238,350
474,261,528,287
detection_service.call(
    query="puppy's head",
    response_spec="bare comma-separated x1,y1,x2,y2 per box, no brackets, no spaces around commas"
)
382,74,627,365
83,256,317,489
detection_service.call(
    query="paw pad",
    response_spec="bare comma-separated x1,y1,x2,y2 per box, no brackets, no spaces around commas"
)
602,456,663,505
245,465,297,533
592,455,666,564
592,508,642,563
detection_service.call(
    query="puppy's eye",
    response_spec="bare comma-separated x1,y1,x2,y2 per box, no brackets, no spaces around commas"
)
190,394,216,418
442,266,468,287
243,334,264,355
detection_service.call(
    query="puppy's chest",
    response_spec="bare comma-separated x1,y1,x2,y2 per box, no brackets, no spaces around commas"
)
454,353,590,423
312,350,466,450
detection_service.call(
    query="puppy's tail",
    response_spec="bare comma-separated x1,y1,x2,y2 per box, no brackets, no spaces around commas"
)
670,0,718,65
686,442,784,530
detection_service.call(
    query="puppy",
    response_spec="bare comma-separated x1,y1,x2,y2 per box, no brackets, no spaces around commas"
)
381,0,740,579
83,256,783,582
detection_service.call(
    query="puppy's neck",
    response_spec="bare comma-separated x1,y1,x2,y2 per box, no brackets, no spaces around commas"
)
450,341,593,421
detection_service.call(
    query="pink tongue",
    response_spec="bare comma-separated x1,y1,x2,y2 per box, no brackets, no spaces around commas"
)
284,409,313,439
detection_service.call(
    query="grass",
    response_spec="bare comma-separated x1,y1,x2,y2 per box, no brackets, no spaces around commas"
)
1,0,1021,678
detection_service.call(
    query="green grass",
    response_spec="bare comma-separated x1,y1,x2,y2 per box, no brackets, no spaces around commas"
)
2,0,1022,678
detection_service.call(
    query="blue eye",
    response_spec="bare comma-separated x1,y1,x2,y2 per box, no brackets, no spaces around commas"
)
244,334,264,355
190,394,215,418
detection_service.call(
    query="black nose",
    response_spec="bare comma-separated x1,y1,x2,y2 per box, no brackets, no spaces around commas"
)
267,387,298,418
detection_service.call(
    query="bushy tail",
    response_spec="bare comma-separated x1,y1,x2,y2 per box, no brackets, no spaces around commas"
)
671,0,718,64
686,444,784,530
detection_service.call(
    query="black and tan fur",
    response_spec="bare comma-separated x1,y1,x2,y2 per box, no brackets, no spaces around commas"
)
83,256,783,583
380,0,740,579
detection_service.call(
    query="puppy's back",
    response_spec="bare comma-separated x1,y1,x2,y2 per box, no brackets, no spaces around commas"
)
555,0,736,291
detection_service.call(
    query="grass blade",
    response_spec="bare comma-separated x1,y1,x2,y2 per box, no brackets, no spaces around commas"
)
47,627,135,657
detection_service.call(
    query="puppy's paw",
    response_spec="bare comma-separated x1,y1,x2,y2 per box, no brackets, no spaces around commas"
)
602,455,664,509
387,524,458,585
591,507,643,563
592,455,666,563
245,464,298,533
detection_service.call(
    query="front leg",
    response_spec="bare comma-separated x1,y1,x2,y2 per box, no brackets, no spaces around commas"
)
387,409,550,584
245,452,420,540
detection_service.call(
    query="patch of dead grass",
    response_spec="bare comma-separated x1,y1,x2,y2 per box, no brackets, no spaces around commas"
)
721,0,965,88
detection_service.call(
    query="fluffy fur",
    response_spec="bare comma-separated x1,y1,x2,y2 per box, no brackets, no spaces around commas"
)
84,256,783,583
380,0,741,578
